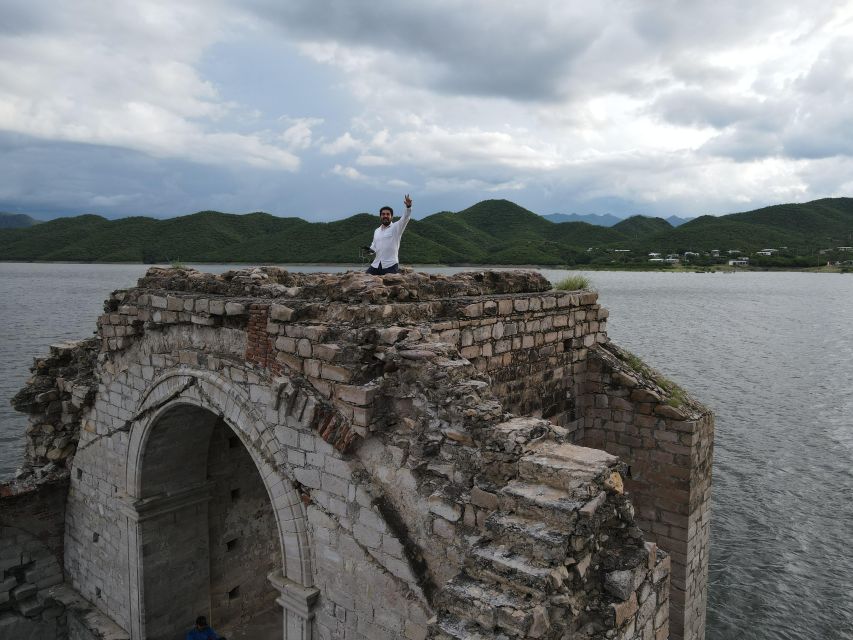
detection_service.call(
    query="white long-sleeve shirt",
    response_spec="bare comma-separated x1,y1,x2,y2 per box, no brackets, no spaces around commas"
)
370,207,412,268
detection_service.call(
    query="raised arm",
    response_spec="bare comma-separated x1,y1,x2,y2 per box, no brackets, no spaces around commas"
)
395,194,413,235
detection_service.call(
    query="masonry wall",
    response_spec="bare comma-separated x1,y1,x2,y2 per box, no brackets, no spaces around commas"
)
428,291,607,428
0,480,68,640
60,318,432,640
207,418,280,628
7,267,711,640
576,345,714,640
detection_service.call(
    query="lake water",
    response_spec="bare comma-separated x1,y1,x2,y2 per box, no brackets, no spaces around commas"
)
1,263,851,640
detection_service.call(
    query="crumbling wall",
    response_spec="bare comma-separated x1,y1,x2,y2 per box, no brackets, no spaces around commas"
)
6,266,713,640
576,344,713,640
10,339,98,479
60,316,433,639
428,291,606,428
0,479,68,640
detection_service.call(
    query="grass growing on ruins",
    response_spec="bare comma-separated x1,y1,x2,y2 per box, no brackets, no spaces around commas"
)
554,274,591,290
618,348,688,408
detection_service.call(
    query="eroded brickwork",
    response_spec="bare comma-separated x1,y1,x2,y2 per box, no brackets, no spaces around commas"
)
0,479,68,639
4,267,713,640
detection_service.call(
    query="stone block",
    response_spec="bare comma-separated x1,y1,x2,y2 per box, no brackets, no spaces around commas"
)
225,302,246,316
605,570,636,601
350,406,372,427
335,385,377,406
462,303,482,317
321,364,352,383
297,339,313,358
428,494,462,522
611,592,638,626
314,344,341,362
270,303,295,321
11,583,37,601
276,352,303,373
470,487,499,510
460,345,480,359
16,596,45,618
276,336,297,352
497,299,513,315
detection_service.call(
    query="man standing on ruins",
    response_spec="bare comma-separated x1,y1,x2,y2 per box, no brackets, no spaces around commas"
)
364,194,413,275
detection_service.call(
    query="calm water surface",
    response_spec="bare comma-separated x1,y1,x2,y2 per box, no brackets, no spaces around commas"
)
1,263,851,640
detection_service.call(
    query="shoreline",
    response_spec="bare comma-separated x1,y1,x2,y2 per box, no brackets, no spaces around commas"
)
1,260,849,274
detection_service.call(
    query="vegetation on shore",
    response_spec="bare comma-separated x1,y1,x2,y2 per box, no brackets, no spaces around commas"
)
1,197,851,268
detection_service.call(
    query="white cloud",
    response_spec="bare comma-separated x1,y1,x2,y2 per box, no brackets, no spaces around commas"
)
320,131,360,155
0,0,302,171
280,117,323,151
331,164,366,181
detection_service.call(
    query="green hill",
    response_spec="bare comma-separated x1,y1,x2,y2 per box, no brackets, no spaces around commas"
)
0,212,40,229
612,215,672,238
1,197,852,265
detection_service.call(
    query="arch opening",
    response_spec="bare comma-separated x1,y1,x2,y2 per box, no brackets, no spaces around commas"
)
137,403,282,640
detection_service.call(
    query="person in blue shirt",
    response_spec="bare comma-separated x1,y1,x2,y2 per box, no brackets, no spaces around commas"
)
185,615,222,640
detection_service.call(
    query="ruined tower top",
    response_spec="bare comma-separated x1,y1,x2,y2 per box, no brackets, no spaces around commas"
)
4,266,712,640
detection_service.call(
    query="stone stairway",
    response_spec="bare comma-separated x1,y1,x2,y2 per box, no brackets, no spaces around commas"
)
429,427,648,640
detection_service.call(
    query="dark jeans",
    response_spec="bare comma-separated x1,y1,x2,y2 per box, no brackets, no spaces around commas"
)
366,263,399,275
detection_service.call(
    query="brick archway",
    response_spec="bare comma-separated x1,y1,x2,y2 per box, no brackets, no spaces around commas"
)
122,368,316,640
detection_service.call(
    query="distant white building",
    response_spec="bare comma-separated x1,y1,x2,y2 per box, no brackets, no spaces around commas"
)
728,258,749,266
649,258,665,263
649,252,661,257
684,251,700,257
838,247,853,252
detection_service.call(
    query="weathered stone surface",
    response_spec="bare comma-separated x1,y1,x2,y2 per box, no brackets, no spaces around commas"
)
613,592,639,626
3,266,711,640
269,303,294,321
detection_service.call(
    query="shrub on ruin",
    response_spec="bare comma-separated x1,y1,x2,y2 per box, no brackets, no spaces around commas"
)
553,273,591,291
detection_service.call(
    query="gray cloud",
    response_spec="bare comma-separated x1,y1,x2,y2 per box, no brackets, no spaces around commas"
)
246,1,603,101
2,0,852,223
652,90,764,129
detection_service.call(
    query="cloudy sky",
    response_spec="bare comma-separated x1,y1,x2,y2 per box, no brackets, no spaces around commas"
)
1,0,852,221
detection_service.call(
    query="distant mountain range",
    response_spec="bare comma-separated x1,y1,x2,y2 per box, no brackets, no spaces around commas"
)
1,198,851,265
543,212,693,227
0,212,40,229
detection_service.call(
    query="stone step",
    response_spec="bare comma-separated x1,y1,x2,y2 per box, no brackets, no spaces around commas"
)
431,614,511,640
485,512,573,563
435,575,538,637
485,417,551,452
500,480,585,527
466,542,557,595
518,440,618,493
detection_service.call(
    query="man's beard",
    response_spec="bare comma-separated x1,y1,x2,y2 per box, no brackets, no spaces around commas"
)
381,219,391,226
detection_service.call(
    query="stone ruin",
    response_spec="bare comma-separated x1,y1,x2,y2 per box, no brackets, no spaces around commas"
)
1,267,714,640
